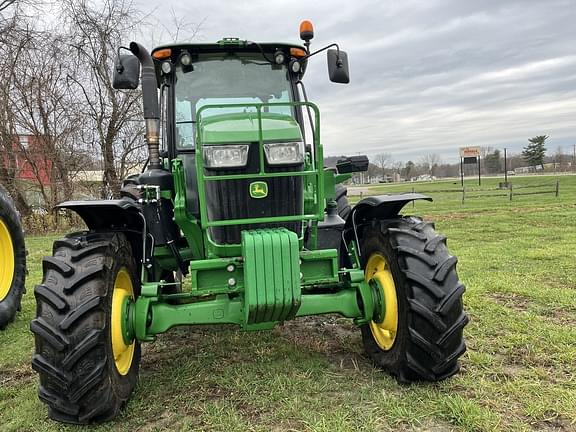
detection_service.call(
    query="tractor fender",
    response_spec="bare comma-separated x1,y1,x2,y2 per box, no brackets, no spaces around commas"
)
344,193,432,229
57,200,146,273
57,199,144,231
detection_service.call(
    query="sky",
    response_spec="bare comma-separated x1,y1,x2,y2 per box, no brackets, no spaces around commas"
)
145,0,576,163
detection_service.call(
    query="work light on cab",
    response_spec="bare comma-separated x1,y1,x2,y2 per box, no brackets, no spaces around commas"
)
290,59,301,73
274,49,285,64
161,61,172,74
179,50,193,73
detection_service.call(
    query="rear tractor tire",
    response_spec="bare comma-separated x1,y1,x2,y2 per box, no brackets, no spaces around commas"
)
335,184,351,220
0,185,26,329
359,217,468,382
31,232,140,424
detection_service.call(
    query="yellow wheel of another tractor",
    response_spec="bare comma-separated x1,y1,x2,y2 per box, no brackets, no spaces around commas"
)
111,268,135,376
0,219,15,302
364,253,398,351
0,185,26,329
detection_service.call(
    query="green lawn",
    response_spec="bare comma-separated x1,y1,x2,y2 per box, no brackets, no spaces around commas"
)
1,174,575,431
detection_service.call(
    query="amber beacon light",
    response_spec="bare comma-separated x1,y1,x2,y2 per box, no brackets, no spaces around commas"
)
299,20,314,42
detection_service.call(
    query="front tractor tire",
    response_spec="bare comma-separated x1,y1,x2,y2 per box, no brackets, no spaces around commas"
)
359,217,468,382
31,232,140,424
0,185,26,329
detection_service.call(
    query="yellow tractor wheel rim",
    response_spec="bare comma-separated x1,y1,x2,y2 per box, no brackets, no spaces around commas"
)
111,268,135,375
0,218,15,302
364,253,398,351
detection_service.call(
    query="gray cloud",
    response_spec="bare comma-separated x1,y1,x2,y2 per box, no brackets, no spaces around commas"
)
144,0,576,162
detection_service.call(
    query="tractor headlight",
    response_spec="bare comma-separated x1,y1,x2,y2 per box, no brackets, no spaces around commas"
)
264,142,304,165
203,145,249,168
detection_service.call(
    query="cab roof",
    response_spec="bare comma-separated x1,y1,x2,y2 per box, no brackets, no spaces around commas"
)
152,38,306,55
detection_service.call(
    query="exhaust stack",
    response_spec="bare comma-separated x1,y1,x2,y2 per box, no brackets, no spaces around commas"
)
129,42,161,170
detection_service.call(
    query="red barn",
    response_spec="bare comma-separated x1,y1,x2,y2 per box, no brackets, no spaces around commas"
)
3,135,52,185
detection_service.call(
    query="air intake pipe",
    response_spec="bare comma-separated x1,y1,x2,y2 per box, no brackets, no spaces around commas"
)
129,42,161,170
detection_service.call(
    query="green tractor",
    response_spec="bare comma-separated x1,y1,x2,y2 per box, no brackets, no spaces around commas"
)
0,184,26,329
31,21,468,424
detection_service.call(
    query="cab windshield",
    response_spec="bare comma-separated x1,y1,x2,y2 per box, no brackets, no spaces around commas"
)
174,52,294,148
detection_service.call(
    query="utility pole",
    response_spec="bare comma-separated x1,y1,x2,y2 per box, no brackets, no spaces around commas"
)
504,148,508,183
573,144,575,173
477,155,481,186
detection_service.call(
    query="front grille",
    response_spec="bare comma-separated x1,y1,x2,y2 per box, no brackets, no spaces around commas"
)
205,144,303,244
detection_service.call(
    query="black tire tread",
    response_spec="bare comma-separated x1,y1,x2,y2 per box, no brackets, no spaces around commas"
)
31,232,140,424
360,216,468,382
335,184,351,220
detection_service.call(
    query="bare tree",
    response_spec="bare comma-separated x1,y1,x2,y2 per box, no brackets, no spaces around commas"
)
553,146,567,172
154,7,205,43
10,33,89,209
62,0,146,197
419,153,442,176
0,0,33,14
0,1,34,214
374,152,392,177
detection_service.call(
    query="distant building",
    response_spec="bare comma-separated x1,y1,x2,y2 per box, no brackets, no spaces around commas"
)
2,134,52,185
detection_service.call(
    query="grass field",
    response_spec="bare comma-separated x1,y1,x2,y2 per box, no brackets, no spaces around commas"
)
1,174,575,431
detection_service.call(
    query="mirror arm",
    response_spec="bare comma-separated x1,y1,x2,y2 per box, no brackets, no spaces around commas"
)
301,43,341,62
116,46,131,73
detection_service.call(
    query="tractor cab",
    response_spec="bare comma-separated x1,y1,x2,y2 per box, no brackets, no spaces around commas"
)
156,40,308,150
135,34,351,250
150,40,313,246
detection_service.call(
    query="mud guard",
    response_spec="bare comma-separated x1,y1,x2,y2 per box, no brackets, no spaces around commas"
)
344,193,432,229
57,199,144,231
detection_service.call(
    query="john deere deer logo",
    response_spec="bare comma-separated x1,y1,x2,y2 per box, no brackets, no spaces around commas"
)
249,181,268,199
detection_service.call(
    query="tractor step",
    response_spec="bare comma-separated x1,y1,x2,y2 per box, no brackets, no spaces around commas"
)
242,228,301,325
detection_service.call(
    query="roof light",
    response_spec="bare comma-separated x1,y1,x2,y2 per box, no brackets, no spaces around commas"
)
152,48,172,60
161,61,172,74
290,59,301,73
273,50,286,65
180,51,192,66
290,47,307,58
179,51,194,73
299,20,314,42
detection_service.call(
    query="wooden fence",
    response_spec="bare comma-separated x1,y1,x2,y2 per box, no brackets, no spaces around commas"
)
356,180,560,204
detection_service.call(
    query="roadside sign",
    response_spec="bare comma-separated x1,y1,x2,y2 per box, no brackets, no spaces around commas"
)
459,146,481,158
459,146,482,187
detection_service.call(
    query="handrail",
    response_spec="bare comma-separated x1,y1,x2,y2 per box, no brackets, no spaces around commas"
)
193,101,324,231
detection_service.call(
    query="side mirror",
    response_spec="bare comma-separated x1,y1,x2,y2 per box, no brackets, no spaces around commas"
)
327,49,350,84
113,54,140,90
336,155,368,173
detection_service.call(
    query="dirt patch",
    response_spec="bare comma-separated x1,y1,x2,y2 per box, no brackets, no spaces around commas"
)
430,213,474,222
0,364,35,387
489,292,532,312
490,292,576,327
531,415,574,432
276,315,369,369
550,308,576,326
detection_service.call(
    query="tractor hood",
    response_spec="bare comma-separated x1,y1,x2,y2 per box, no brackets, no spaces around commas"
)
199,112,303,144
